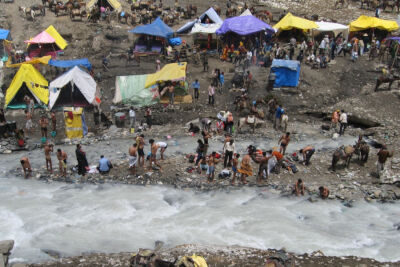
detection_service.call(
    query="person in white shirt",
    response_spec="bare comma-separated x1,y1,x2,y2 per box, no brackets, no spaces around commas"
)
339,110,348,135
129,106,136,130
223,139,235,168
156,141,168,160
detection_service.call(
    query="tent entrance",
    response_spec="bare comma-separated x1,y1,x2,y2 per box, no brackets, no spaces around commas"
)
53,83,90,108
96,0,114,10
7,83,38,109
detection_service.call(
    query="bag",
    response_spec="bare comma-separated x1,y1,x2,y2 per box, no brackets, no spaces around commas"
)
247,115,255,124
188,155,195,163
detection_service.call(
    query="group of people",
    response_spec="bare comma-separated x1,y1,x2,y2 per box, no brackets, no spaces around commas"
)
331,109,348,135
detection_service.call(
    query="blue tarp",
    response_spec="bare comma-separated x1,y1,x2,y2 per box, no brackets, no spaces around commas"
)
271,59,300,87
0,29,11,40
216,15,274,36
177,7,223,33
48,58,92,71
169,37,182,46
129,17,174,39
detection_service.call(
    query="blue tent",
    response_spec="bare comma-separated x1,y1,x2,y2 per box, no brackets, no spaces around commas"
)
271,59,300,87
48,58,92,71
0,29,11,40
129,17,174,39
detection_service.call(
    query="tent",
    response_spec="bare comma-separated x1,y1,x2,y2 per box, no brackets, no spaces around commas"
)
273,12,318,31
271,59,300,87
240,9,252,16
25,26,67,59
129,17,174,39
0,29,11,60
313,21,349,39
0,29,11,41
113,62,187,106
190,23,223,34
49,66,97,110
5,64,49,108
87,0,122,12
177,8,223,34
63,107,88,139
349,15,399,32
48,58,92,70
216,15,275,36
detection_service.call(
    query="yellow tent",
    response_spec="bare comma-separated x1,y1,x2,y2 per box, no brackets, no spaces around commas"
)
87,0,122,12
273,12,319,31
45,25,68,50
145,62,187,88
5,64,49,108
63,107,84,139
349,15,399,32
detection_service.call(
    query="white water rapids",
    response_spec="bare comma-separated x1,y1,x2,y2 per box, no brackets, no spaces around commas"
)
1,178,400,263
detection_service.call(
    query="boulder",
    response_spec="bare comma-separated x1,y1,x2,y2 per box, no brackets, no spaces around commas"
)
0,240,14,255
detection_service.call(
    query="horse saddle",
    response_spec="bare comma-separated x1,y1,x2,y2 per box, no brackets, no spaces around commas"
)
246,115,255,124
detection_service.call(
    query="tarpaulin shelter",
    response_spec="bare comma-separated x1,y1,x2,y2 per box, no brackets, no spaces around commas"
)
0,29,11,60
177,7,223,34
313,21,349,39
271,59,301,87
48,58,92,70
240,9,252,16
349,15,399,32
273,12,318,31
5,64,49,108
63,107,88,139
49,66,97,110
87,0,122,12
0,29,10,41
216,15,274,35
129,17,174,39
113,62,188,106
6,56,51,68
25,26,67,59
129,17,174,53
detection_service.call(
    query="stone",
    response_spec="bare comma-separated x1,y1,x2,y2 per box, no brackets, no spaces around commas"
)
0,240,14,254
373,190,381,198
11,264,29,267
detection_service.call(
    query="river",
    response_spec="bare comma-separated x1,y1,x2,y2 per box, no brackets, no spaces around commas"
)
0,178,399,263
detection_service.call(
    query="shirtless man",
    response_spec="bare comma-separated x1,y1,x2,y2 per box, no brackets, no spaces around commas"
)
20,157,32,178
57,149,68,177
251,151,271,184
39,115,49,139
128,143,138,175
300,145,315,166
25,110,33,137
202,130,211,156
51,111,57,132
148,139,162,171
319,186,330,199
44,143,54,172
207,151,219,183
294,178,305,196
137,134,145,167
231,154,240,185
156,141,168,160
278,132,291,155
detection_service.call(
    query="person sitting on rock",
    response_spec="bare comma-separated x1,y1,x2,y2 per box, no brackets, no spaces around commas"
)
319,186,330,199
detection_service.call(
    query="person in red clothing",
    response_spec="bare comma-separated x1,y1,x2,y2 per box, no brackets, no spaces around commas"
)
271,150,283,174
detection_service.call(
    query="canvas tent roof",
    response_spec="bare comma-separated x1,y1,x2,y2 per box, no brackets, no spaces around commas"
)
190,23,222,34
0,29,11,40
216,15,274,35
49,66,97,110
113,62,187,105
5,64,49,108
349,15,399,32
177,8,223,34
87,0,122,12
313,21,349,38
45,25,68,50
48,58,92,70
129,17,174,39
273,12,318,31
240,9,252,16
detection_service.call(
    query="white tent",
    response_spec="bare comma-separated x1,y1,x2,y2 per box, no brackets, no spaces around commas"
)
240,9,252,16
49,66,97,110
177,7,223,34
313,21,349,39
190,23,222,34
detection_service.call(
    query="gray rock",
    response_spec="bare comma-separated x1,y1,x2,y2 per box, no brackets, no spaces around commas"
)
0,255,5,267
11,264,29,267
0,240,14,254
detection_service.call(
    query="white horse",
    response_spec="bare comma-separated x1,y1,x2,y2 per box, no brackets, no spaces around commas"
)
238,116,266,133
19,6,36,20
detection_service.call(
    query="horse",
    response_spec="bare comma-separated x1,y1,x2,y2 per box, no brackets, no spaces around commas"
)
383,0,399,12
119,50,140,66
354,142,369,163
331,146,354,171
18,6,35,20
237,116,266,133
55,3,70,16
281,114,289,132
70,9,86,21
30,4,46,16
375,75,400,91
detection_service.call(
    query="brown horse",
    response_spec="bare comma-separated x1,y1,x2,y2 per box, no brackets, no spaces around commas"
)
354,142,369,163
30,4,46,16
331,146,354,171
18,6,35,20
70,9,86,21
375,75,400,91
